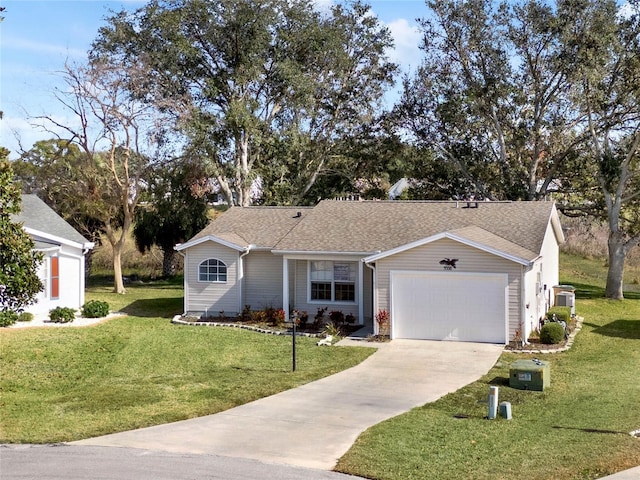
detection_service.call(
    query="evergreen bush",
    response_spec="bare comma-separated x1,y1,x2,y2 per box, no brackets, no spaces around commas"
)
17,312,34,322
49,307,76,323
0,311,18,327
82,300,110,318
546,306,571,323
540,322,565,344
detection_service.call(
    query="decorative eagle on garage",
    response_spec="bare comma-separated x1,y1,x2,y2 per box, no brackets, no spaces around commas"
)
439,258,458,269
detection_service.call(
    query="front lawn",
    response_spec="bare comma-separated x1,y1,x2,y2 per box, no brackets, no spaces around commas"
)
335,254,640,480
0,279,374,443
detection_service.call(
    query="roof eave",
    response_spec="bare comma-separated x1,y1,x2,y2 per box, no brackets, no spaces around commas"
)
364,232,534,266
175,235,247,252
271,249,375,257
24,227,92,251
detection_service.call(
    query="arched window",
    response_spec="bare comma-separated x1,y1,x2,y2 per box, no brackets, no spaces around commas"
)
199,259,227,282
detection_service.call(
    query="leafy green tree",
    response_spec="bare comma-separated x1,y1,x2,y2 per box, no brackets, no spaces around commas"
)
397,0,583,201
91,0,396,206
134,162,210,277
13,139,108,243
0,151,42,325
561,0,640,299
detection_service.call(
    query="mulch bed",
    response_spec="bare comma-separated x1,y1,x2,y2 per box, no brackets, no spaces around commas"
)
505,317,582,353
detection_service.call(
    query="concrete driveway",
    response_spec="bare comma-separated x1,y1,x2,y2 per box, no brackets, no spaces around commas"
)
74,339,503,470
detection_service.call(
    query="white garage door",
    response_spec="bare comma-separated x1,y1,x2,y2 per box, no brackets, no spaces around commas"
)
391,271,507,343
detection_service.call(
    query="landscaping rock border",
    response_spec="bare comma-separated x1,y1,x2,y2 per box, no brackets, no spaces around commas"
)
506,316,584,354
171,315,326,338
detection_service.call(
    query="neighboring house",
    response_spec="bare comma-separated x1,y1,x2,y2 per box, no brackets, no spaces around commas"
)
12,195,94,316
176,200,564,345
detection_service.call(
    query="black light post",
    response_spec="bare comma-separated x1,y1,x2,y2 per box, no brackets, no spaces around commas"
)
292,317,296,372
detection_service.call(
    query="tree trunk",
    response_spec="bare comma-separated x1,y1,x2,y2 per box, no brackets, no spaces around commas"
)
605,231,626,300
112,241,126,294
84,249,93,285
162,248,176,277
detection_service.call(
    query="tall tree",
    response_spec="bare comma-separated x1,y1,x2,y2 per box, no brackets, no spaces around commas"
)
133,162,210,277
0,152,43,325
35,61,162,293
91,0,396,206
562,0,640,299
13,139,108,243
397,0,583,201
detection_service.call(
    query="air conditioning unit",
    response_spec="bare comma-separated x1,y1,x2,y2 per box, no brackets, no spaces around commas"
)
555,291,575,316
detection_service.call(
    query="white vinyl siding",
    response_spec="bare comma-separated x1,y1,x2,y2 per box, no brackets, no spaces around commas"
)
375,238,522,340
29,243,86,316
185,243,239,316
244,251,284,310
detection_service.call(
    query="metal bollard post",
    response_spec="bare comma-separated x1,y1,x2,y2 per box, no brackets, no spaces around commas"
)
488,386,499,419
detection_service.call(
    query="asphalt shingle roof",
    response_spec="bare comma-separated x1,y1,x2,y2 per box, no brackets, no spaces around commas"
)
188,200,558,261
13,195,91,246
190,206,312,248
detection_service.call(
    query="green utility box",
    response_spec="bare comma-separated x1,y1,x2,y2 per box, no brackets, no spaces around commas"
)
509,359,550,391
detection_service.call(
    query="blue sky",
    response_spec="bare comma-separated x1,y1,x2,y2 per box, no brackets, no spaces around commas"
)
0,0,428,158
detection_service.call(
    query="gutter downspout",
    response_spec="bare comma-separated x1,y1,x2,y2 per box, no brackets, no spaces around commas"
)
238,245,254,315
175,248,187,315
365,261,377,335
521,260,537,345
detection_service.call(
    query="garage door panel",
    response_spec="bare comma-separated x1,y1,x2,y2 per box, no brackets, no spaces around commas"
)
391,271,507,343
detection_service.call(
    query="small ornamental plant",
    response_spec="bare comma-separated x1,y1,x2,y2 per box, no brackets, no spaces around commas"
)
82,300,109,318
17,312,34,322
49,307,76,323
375,309,390,336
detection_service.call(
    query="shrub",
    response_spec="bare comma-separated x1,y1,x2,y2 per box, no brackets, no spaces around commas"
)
49,307,76,323
546,306,571,323
329,310,345,324
82,300,109,318
540,322,565,344
0,311,18,327
345,313,356,324
17,312,34,322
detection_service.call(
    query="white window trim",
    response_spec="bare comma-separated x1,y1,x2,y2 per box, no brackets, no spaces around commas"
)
198,258,228,283
307,260,358,305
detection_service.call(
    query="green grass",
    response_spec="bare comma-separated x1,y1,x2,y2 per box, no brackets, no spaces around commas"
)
0,279,374,443
335,254,640,480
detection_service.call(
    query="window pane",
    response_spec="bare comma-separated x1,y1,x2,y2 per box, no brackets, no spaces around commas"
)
311,282,332,300
335,282,355,301
199,259,227,282
310,261,331,281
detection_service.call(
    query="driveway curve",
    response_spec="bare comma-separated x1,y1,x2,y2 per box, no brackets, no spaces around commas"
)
74,339,503,470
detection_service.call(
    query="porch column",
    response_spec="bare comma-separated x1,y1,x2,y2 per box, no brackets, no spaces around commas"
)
358,260,364,325
283,256,289,321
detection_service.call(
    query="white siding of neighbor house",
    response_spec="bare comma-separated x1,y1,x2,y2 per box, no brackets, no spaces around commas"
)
243,251,284,310
375,238,523,339
522,220,561,340
540,220,561,304
184,242,239,316
29,242,86,316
